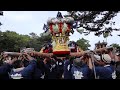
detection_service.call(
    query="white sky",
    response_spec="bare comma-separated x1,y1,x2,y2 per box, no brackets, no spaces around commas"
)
0,11,120,50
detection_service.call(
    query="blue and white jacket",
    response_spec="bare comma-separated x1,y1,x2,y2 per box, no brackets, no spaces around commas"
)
64,60,73,79
95,64,116,79
0,63,12,79
9,60,37,79
71,64,92,79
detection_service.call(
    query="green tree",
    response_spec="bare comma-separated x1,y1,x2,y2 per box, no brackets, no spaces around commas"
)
76,38,91,50
0,30,52,52
37,33,52,51
65,11,120,36
0,30,31,52
110,43,120,53
110,43,120,48
28,32,52,51
0,11,3,27
29,32,39,39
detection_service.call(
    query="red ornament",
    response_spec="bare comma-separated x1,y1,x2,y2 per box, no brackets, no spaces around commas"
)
53,51,70,55
67,24,71,32
59,23,62,33
50,24,53,34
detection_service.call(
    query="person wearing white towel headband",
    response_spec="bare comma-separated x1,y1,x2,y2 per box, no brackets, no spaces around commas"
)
93,54,116,79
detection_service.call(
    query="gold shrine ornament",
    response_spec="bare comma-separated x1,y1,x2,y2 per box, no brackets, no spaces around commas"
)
52,33,70,55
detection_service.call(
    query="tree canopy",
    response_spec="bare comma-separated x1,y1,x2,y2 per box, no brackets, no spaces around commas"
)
110,43,120,53
76,38,91,50
0,30,30,52
110,43,120,48
28,32,52,51
0,30,52,52
0,11,3,27
65,11,120,37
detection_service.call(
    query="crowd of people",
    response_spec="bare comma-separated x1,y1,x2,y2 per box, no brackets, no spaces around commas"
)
0,50,120,79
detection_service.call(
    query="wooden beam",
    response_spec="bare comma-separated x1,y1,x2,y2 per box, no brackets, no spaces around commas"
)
2,46,113,58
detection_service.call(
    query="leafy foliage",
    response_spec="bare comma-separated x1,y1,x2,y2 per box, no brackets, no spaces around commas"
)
110,43,120,49
76,38,91,50
65,11,120,37
110,43,120,53
0,11,3,27
0,30,52,52
0,30,30,52
28,32,52,51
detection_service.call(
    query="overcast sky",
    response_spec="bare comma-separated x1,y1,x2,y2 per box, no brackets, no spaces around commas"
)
0,11,120,50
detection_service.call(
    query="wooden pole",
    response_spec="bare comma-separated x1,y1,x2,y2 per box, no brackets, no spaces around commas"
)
2,46,113,58
69,46,113,57
3,52,22,56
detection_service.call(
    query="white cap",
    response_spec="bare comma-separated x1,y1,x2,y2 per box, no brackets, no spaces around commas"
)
102,54,112,63
94,55,101,61
116,52,120,56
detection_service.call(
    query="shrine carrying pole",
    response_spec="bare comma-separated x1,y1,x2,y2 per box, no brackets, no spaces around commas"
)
3,46,113,58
